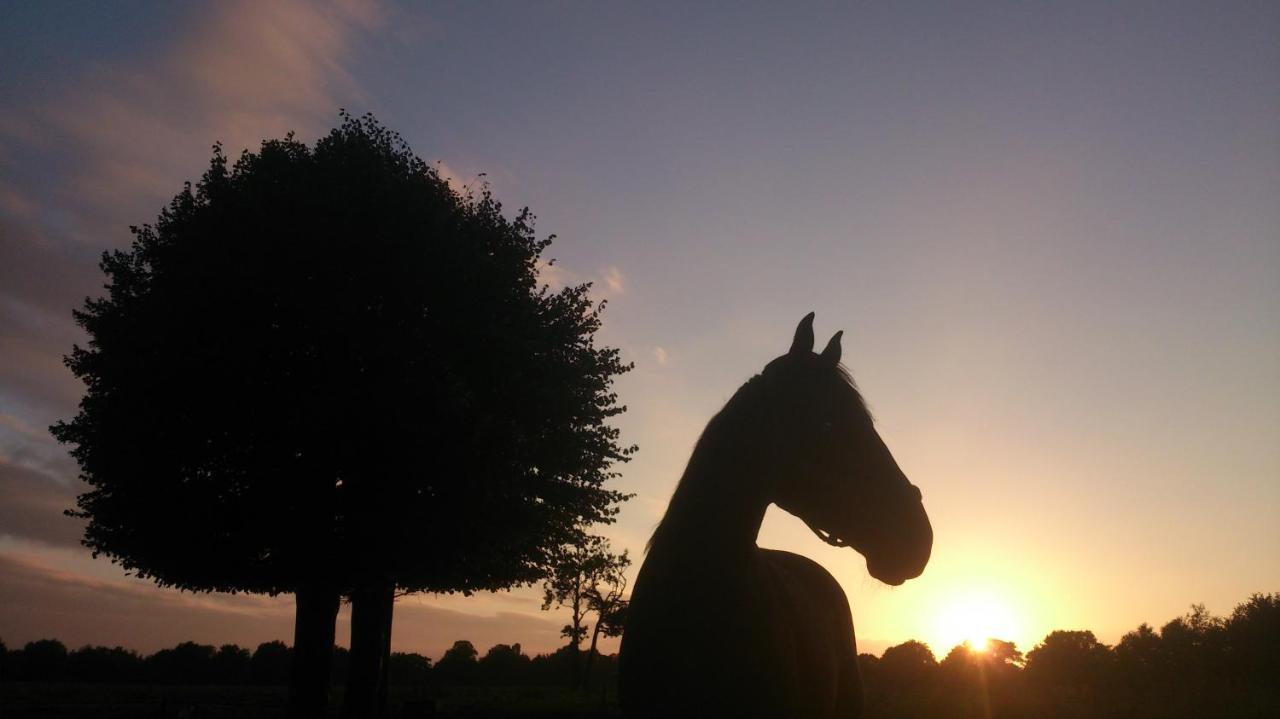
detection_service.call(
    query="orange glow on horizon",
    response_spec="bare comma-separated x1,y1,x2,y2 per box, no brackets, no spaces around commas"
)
929,589,1024,655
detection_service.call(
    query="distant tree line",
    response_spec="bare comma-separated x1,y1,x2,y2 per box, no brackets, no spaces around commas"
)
2,591,1274,718
859,592,1278,719
0,637,616,692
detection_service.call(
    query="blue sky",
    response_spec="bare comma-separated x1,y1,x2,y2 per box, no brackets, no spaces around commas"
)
1,1,1276,658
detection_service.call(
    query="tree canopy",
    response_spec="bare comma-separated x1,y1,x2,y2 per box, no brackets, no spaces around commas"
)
54,113,633,597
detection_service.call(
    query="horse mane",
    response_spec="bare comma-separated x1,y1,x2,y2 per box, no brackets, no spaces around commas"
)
645,362,866,553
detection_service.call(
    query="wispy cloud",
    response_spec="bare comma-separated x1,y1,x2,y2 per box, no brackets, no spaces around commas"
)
9,0,383,230
0,459,83,548
0,551,298,653
0,413,50,443
535,261,628,304
652,346,669,366
0,0,391,629
0,0,386,408
602,265,626,295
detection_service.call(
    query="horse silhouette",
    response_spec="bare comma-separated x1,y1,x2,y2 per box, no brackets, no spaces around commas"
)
619,313,932,718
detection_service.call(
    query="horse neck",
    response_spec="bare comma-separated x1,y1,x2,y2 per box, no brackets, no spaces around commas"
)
650,401,775,561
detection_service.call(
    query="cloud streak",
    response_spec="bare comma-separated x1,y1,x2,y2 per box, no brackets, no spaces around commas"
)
0,550,583,659
0,458,84,548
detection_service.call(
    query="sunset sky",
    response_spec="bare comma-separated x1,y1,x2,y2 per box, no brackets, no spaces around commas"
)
1,1,1277,660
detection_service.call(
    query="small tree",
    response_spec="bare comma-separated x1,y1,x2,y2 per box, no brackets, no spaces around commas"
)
541,536,630,688
879,639,938,690
68,646,145,683
210,644,251,684
433,640,479,685
1225,592,1280,686
52,112,634,718
582,549,630,690
386,652,431,687
249,641,294,686
1158,603,1228,697
19,640,69,681
146,642,216,684
1115,623,1162,689
478,643,531,685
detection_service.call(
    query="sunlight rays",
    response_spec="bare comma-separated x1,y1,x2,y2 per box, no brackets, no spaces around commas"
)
931,589,1024,654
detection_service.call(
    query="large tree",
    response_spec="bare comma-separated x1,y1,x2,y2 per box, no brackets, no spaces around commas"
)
52,112,634,717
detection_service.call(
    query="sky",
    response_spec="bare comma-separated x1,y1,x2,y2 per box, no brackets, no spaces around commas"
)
1,1,1277,661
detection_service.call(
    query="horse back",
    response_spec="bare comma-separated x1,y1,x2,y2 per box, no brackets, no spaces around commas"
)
758,549,862,716
620,547,862,718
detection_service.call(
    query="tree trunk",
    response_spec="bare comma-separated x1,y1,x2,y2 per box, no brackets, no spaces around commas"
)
569,588,583,689
376,589,394,714
343,582,395,719
569,641,582,690
583,620,603,691
289,584,340,719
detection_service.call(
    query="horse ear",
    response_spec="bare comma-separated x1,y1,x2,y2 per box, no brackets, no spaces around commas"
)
790,312,816,355
820,330,843,364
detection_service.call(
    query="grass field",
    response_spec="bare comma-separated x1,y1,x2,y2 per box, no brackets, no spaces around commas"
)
0,683,623,718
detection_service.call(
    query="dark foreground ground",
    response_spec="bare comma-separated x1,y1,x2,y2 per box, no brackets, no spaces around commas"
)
5,683,1280,719
0,683,622,718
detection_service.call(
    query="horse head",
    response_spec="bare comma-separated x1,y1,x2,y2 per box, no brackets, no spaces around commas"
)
760,312,932,586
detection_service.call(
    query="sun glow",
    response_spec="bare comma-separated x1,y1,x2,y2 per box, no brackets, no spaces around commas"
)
931,590,1023,654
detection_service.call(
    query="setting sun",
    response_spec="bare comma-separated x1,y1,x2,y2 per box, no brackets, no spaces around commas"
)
931,590,1024,654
